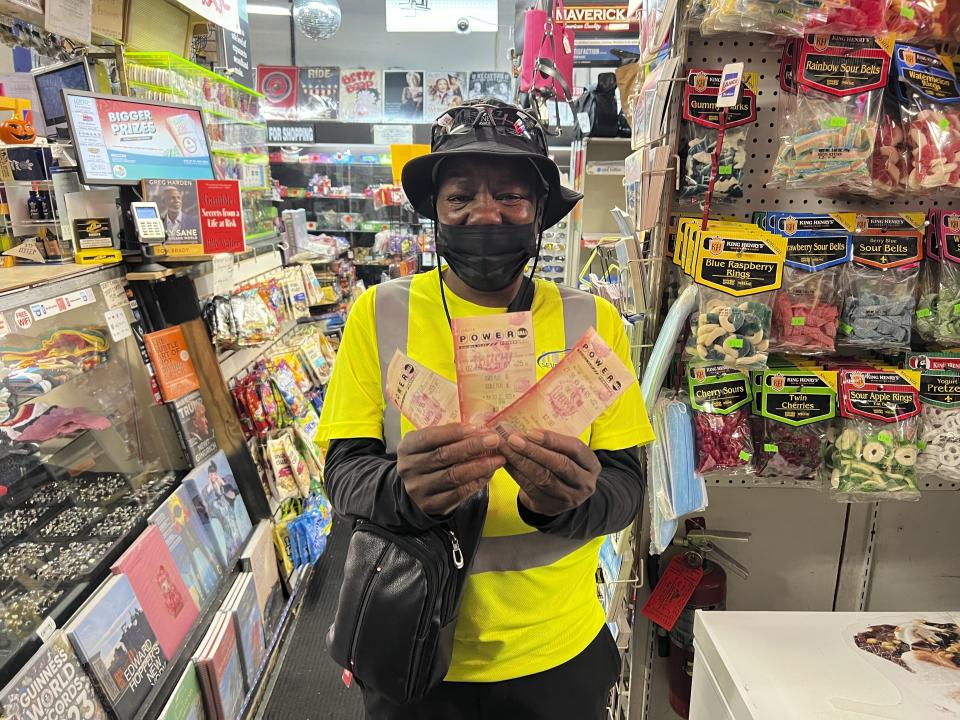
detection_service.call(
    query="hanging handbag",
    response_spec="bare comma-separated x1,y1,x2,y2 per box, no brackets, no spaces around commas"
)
326,488,487,704
520,0,575,101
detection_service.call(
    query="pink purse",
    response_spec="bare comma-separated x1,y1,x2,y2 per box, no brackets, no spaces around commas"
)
520,0,575,101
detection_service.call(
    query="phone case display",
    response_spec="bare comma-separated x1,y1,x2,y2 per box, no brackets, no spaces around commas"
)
687,365,754,475
0,267,184,681
753,368,837,483
823,367,922,501
888,44,960,193
837,214,925,351
126,52,277,242
680,69,758,205
270,144,429,285
762,212,851,354
772,35,892,192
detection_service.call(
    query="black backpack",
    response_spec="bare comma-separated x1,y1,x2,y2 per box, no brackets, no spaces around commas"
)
574,72,629,138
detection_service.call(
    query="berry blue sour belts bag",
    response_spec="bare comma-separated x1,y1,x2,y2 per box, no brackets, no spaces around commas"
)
837,213,925,352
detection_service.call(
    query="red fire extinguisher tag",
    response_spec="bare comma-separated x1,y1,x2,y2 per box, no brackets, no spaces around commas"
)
641,555,705,631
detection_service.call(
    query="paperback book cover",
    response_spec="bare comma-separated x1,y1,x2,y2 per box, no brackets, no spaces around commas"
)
0,630,109,720
111,525,201,661
222,573,265,688
239,521,284,639
142,179,201,245
65,575,168,720
157,661,205,720
194,614,246,720
339,68,382,122
183,450,253,568
149,484,223,610
172,390,217,467
144,326,201,403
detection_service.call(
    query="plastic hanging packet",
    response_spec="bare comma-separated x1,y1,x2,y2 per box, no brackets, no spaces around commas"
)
687,364,755,476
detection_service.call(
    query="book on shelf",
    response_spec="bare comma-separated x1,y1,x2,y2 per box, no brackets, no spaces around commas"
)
0,630,109,720
111,525,201,661
182,450,253,568
144,326,201,403
239,520,284,640
64,575,168,720
220,573,266,689
149,483,224,611
193,613,246,720
157,660,206,720
171,390,218,466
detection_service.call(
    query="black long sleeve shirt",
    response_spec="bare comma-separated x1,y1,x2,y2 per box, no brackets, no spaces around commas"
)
324,437,645,540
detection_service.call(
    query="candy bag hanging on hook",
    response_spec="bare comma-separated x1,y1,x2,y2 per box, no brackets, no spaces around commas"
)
913,362,960,485
823,367,921,502
687,364,755,476
772,35,892,193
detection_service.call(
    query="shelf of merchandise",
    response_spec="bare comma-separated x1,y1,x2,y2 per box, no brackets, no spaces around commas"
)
124,52,277,241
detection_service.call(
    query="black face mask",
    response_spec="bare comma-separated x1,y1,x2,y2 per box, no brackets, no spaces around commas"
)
436,222,539,293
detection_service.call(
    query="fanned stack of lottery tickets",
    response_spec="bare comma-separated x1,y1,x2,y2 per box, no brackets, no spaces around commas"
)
385,311,636,439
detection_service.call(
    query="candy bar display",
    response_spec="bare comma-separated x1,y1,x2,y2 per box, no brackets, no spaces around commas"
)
838,214,924,351
823,368,922,501
916,368,960,483
772,35,891,192
753,368,837,483
889,44,960,193
763,212,851,354
687,365,755,475
679,69,757,206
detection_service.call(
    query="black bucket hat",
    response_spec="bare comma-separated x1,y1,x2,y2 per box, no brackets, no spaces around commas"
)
401,102,582,230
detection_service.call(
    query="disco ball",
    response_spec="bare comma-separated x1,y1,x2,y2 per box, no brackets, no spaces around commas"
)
294,0,342,40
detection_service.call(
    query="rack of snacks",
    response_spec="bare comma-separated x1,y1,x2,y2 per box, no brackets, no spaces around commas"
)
124,51,277,241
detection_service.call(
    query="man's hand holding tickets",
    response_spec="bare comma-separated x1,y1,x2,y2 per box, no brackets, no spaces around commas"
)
501,430,602,516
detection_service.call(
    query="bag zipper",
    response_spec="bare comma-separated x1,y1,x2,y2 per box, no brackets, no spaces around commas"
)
348,541,391,671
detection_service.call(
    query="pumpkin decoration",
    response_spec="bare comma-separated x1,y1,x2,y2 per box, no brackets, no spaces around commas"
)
0,117,36,145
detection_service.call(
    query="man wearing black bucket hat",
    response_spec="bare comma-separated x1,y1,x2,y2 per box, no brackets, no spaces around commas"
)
319,100,654,719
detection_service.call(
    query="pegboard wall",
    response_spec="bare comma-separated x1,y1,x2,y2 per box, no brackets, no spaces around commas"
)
683,32,959,221
676,32,958,491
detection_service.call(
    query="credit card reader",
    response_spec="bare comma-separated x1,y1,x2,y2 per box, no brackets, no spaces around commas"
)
130,202,166,242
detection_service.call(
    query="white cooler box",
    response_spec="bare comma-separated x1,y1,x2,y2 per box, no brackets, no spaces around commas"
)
690,610,960,720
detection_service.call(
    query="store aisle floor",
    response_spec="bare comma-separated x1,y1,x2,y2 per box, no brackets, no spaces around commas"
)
260,519,366,720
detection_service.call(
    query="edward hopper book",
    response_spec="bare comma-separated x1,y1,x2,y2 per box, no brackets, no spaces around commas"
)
157,661,205,720
182,450,253,568
149,484,223,610
0,630,108,720
111,525,201,661
221,573,265,688
172,390,217,467
64,575,167,720
194,614,245,720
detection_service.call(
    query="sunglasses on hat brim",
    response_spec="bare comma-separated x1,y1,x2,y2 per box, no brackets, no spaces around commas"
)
432,104,549,156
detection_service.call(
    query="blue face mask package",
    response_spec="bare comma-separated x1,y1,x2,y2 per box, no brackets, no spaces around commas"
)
647,391,707,554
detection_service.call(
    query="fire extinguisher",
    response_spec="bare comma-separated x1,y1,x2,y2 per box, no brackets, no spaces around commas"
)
666,555,726,719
